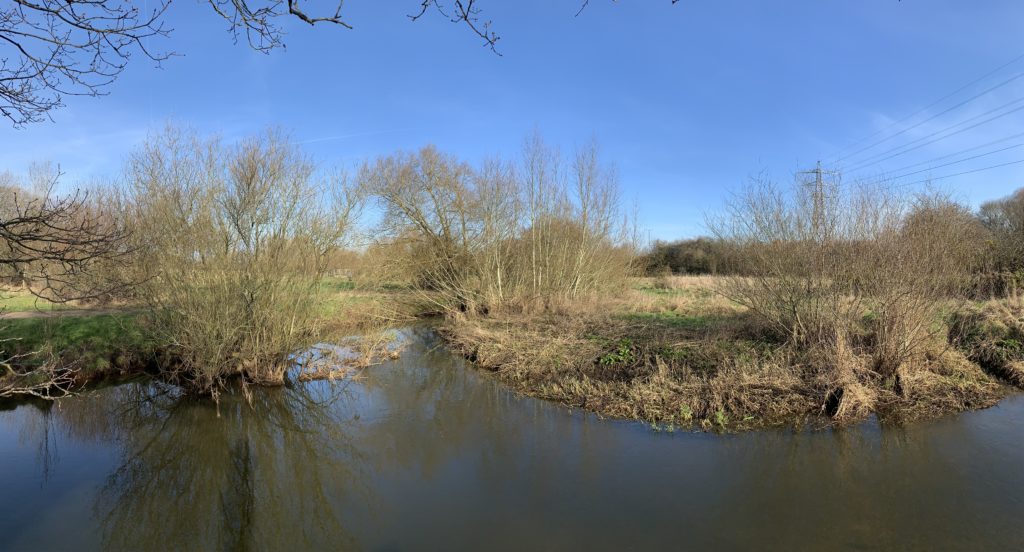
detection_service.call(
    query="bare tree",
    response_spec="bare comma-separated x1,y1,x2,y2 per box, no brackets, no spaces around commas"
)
0,163,130,401
120,126,361,394
0,164,130,302
979,187,1024,272
360,137,633,314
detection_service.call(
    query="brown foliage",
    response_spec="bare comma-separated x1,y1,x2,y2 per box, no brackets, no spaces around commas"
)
360,135,635,315
116,126,359,394
711,175,983,381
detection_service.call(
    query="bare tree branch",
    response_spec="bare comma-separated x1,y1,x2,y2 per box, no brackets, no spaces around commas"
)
410,1,500,54
0,344,79,400
577,0,680,18
0,165,132,303
1,1,683,126
0,0,173,126
204,0,351,52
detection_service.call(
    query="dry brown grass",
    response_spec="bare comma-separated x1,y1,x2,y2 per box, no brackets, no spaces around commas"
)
950,297,1024,387
441,277,1015,431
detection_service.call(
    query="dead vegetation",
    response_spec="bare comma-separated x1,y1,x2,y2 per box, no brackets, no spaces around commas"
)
294,328,408,383
950,297,1024,386
437,172,1024,432
442,276,1015,431
0,349,78,400
5,124,1024,431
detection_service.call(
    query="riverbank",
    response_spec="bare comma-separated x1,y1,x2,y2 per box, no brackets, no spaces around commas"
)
0,281,421,397
440,277,1023,431
5,277,1023,430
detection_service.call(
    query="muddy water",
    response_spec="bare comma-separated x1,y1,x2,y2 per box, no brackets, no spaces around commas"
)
1,328,1022,551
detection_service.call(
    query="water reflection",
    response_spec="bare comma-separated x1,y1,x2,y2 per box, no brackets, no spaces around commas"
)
1,328,1023,551
91,384,365,551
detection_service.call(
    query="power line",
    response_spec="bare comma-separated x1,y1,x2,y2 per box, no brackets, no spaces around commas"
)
844,97,1024,173
884,142,1024,181
887,157,1024,189
878,130,1024,175
836,71,1024,164
830,50,1024,162
845,94,1024,169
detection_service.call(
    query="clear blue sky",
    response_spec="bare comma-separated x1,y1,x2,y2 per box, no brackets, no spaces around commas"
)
2,0,1024,240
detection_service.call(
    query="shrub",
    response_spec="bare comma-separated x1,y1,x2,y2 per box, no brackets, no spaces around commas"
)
118,127,359,394
360,135,634,314
978,187,1024,272
710,172,984,414
639,237,735,276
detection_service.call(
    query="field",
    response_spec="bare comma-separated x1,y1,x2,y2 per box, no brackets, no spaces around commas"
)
0,288,73,313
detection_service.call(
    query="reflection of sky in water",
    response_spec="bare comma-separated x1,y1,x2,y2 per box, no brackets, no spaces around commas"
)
1,328,1023,551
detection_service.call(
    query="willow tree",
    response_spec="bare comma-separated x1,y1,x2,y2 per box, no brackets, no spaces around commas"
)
360,137,633,314
120,126,359,394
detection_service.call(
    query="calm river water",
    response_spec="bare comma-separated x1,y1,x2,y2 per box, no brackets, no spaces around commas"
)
1,328,1022,551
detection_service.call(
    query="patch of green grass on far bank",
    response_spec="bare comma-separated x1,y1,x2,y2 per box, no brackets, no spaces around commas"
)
1,314,151,375
0,290,73,313
318,277,356,293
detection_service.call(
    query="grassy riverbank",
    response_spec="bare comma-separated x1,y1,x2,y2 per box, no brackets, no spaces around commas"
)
5,276,1023,431
441,276,1022,430
1,315,152,383
1,278,419,392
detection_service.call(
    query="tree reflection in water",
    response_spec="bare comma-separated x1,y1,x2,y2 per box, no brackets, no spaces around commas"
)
6,328,1022,550
77,381,369,551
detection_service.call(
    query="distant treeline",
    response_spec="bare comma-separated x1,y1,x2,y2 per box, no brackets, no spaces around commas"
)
640,186,1024,285
639,237,735,276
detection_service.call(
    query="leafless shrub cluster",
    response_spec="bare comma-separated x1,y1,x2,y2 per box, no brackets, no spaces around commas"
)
115,126,359,394
360,135,635,315
979,188,1024,273
711,173,987,417
0,163,132,400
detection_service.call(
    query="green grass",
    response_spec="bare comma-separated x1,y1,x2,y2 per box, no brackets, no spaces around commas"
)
318,277,356,293
632,283,715,300
0,291,72,313
618,311,718,330
317,290,381,317
1,314,151,374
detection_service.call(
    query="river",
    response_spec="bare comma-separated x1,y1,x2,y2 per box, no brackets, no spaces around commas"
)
1,328,1022,551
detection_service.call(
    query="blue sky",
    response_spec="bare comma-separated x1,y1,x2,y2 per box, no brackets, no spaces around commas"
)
2,0,1024,240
